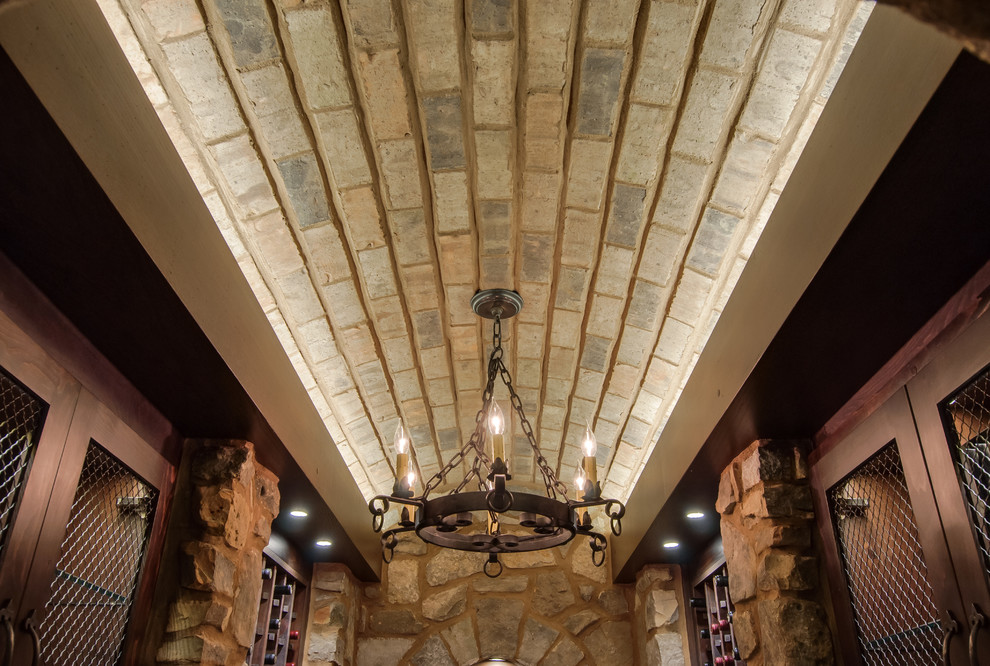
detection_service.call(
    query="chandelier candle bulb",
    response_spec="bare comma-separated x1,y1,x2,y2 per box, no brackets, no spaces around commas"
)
581,425,599,493
489,400,506,464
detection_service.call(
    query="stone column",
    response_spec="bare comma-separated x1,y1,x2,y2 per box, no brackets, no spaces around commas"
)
304,563,361,665
634,565,690,666
156,440,280,666
716,439,833,665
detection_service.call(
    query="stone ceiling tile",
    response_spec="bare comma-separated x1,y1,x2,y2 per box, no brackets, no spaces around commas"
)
544,377,570,408
700,0,771,73
615,105,671,186
516,323,544,359
583,0,642,46
141,0,204,41
357,50,412,140
419,347,450,380
599,393,627,429
316,356,356,395
342,0,400,50
470,0,514,37
741,190,779,259
626,279,666,331
525,92,564,140
580,335,610,373
608,363,639,398
605,184,648,248
685,207,742,277
413,310,444,349
554,264,589,312
739,30,823,139
516,357,542,385
671,69,740,163
566,139,611,211
210,134,277,217
340,186,386,248
608,463,633,486
480,256,511,289
426,378,455,408
275,152,333,228
521,171,562,233
479,201,512,254
475,130,514,199
774,100,823,192
574,369,605,402
550,309,582,349
559,208,601,269
440,284,473,326
711,136,775,215
521,233,554,283
453,359,482,391
615,325,654,367
524,0,577,90
389,208,431,266
378,139,424,209
449,325,479,361
240,64,310,159
631,0,702,107
575,48,626,137
651,156,710,232
392,368,423,401
433,171,472,234
539,429,562,453
403,0,462,92
642,356,676,397
302,225,352,286
250,211,305,277
587,294,623,340
630,388,663,423
517,282,550,325
569,397,597,425
595,244,635,298
547,346,577,380
654,317,694,365
322,280,367,329
315,109,373,189
275,268,325,323
283,7,353,110
357,247,398,299
382,336,415,373
668,268,714,322
473,39,516,126
423,94,468,170
211,0,279,70
342,323,380,366
779,0,837,35
612,442,640,470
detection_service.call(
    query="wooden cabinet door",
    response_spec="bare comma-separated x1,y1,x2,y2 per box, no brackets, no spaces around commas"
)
812,389,967,666
908,310,990,662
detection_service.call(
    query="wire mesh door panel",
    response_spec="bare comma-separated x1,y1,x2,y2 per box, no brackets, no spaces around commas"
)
828,442,943,665
0,369,44,567
36,440,158,666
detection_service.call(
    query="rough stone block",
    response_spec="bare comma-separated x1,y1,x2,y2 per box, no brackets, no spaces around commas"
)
567,139,611,210
475,130,513,199
405,0,460,91
343,0,399,50
378,139,423,209
576,48,626,137
213,0,278,69
433,171,472,233
518,618,560,665
421,584,466,621
733,607,759,659
616,104,671,186
240,64,309,159
531,570,576,617
668,269,713,323
560,208,600,268
423,94,467,169
385,558,419,604
141,0,204,41
284,7,352,110
671,69,739,162
758,598,834,665
390,208,431,266
358,49,411,141
426,547,480,585
758,550,818,591
441,617,480,665
543,636,585,666
711,135,776,214
473,39,514,125
633,0,699,106
181,541,237,596
316,108,372,189
685,207,741,277
368,608,425,634
716,461,741,514
525,0,576,89
355,637,415,666
584,0,640,45
606,183,648,248
475,597,524,657
411,635,455,666
646,632,685,666
721,518,756,602
520,232,554,282
645,588,680,630
276,152,332,228
521,171,561,233
585,620,634,664
700,0,768,72
471,574,528,593
471,0,513,35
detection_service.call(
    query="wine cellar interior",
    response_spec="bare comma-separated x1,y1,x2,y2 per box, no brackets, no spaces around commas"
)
0,1,989,664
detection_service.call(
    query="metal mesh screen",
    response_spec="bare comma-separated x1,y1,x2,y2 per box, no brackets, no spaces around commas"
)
39,442,158,666
0,369,44,565
942,363,990,585
828,442,942,665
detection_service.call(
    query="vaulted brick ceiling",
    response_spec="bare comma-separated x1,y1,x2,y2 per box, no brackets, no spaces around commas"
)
98,0,870,502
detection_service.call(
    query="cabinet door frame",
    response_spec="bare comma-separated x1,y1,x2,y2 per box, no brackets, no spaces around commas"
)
810,388,966,665
907,307,990,652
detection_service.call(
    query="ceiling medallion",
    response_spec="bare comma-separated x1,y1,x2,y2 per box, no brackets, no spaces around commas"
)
369,289,625,577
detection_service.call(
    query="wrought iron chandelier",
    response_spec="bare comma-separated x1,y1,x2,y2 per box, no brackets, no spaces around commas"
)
369,289,625,577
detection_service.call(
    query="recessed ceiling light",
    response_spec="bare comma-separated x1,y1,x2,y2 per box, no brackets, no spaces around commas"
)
686,511,705,520
288,509,308,518
662,541,680,549
315,539,332,547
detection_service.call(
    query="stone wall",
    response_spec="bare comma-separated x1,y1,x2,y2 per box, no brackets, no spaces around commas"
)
304,532,690,665
716,439,834,665
156,440,280,666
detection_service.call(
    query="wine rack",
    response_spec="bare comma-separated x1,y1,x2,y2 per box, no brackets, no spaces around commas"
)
690,566,744,666
247,554,307,666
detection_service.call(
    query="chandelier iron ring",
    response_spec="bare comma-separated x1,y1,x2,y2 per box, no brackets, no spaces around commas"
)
368,289,627,576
